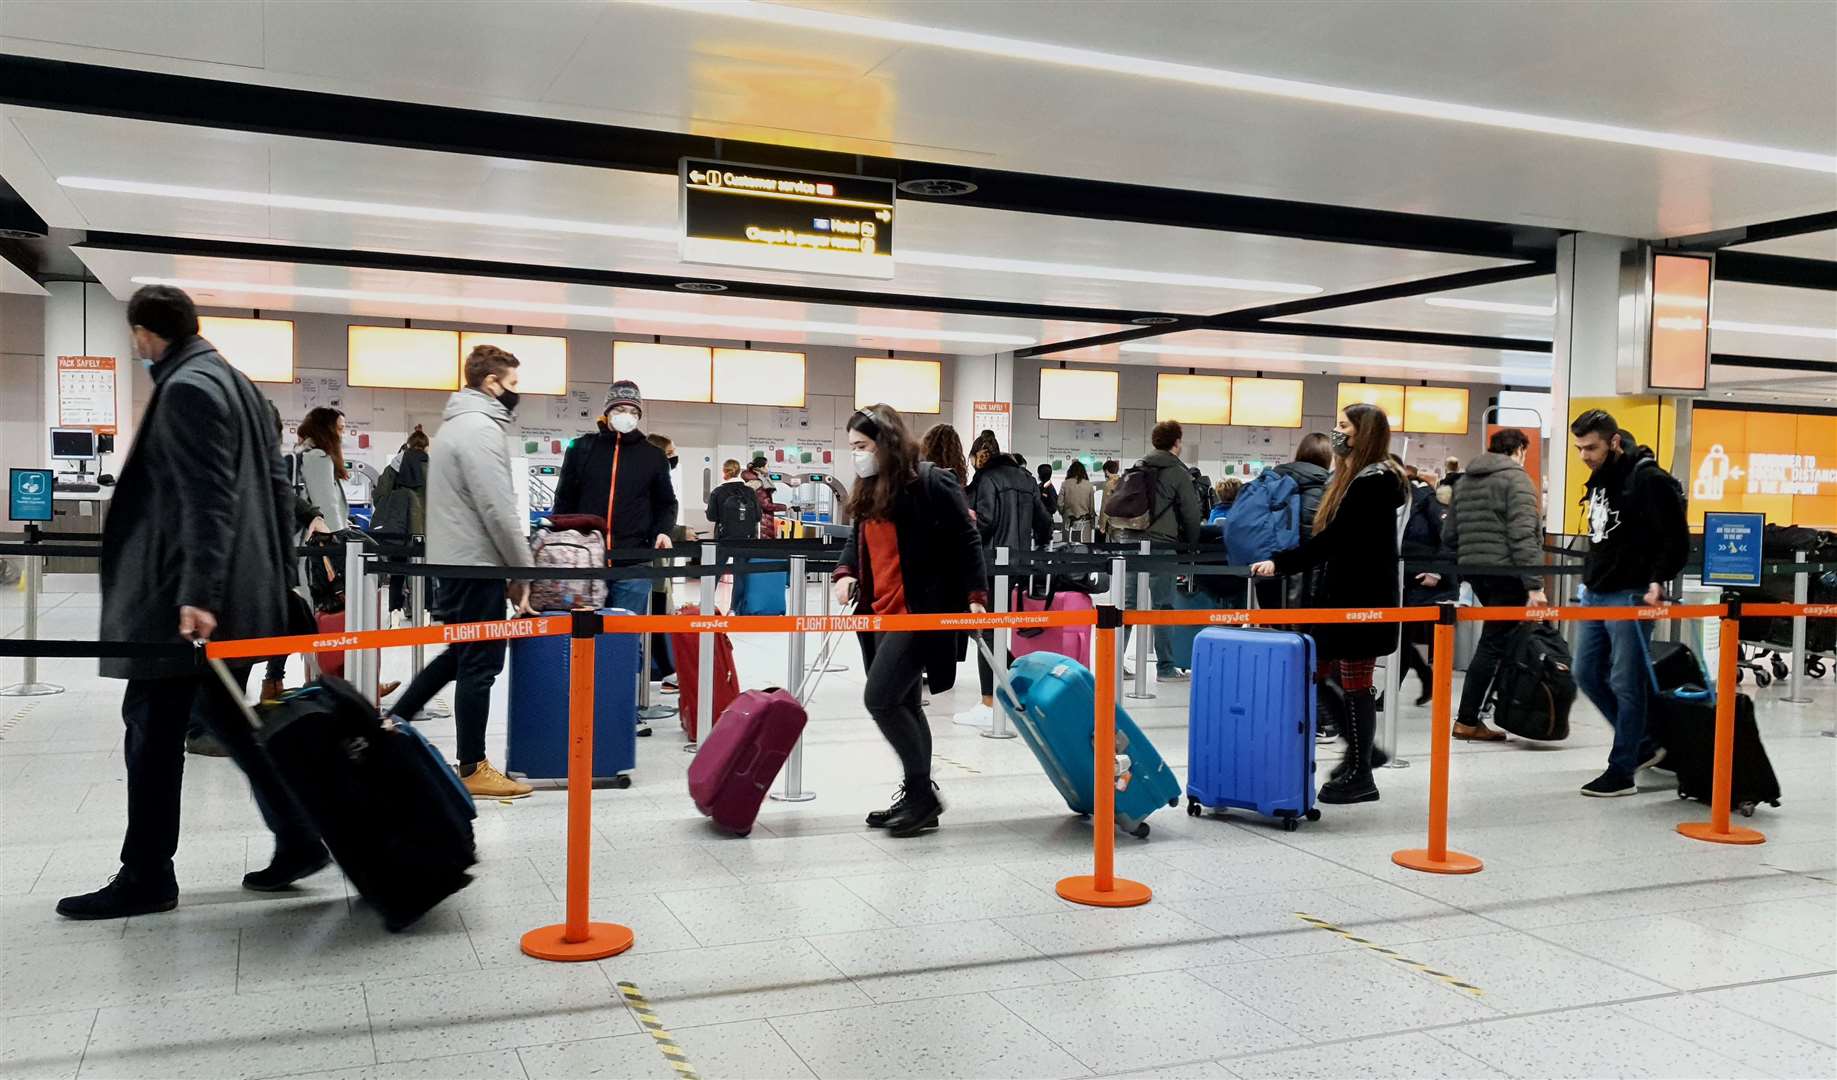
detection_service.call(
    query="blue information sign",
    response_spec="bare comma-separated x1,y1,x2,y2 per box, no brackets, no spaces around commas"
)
1702,511,1765,588
9,469,54,523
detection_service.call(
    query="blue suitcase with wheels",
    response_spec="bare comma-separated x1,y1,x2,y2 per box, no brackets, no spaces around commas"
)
986,642,1181,838
1186,626,1319,830
506,608,639,783
734,558,788,616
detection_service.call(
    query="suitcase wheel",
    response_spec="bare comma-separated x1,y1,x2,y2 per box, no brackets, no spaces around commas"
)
1305,808,1322,822
610,775,632,789
1283,817,1299,833
1770,656,1789,679
1129,822,1151,840
1186,798,1202,817
1167,796,1180,808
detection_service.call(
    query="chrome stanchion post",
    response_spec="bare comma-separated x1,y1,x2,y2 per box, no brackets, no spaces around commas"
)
343,540,377,701
1110,555,1127,707
696,543,716,747
637,552,677,725
772,554,816,801
984,546,1017,740
2,534,63,697
408,535,426,678
1126,540,1154,700
810,561,846,674
1785,551,1812,706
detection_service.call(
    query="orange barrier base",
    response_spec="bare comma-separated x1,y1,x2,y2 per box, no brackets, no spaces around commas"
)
1056,875,1152,907
1391,849,1484,875
1676,821,1766,845
520,922,635,961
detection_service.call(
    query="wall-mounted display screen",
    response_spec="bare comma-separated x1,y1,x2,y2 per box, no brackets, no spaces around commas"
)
713,348,806,406
1403,385,1471,434
1230,377,1304,428
200,316,294,384
1039,367,1119,422
1688,404,1837,529
1649,252,1712,392
460,332,567,395
612,341,712,403
856,357,941,414
1336,382,1405,422
1155,373,1232,425
347,326,459,391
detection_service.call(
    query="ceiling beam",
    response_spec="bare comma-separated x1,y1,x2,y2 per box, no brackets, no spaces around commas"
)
1219,259,1555,322
1711,354,1837,374
1712,250,1837,291
3,54,1563,259
1668,209,1837,252
75,232,1175,327
1210,320,1551,354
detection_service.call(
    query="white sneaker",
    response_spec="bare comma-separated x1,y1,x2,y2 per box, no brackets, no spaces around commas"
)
953,703,993,729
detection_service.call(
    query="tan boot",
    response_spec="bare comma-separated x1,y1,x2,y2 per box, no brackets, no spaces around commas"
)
377,680,401,701
462,759,533,800
259,678,285,702
1453,721,1508,742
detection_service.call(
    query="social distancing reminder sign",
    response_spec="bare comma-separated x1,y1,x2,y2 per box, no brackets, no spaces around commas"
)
1688,405,1837,530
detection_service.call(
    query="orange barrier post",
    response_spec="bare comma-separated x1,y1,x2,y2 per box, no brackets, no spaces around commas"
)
1394,606,1482,874
1678,595,1766,846
523,611,636,960
1057,608,1152,907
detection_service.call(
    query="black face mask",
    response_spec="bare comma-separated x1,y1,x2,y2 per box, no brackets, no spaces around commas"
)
496,387,521,416
667,455,679,469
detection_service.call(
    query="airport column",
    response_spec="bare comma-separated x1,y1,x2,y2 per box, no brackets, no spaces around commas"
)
42,282,137,480
951,353,1016,451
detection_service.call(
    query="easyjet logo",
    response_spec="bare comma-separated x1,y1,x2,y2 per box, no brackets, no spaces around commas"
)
1636,607,1668,619
1206,612,1250,624
1805,605,1837,617
312,635,360,649
1524,608,1561,620
1343,610,1386,622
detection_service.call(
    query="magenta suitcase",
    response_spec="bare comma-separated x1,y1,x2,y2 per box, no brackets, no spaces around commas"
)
687,623,846,836
1010,588,1094,666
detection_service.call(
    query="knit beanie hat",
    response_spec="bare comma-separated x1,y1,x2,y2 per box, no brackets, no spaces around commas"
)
603,380,643,418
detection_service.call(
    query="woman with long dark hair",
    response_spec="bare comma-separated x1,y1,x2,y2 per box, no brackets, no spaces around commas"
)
1252,403,1407,804
833,405,988,836
295,407,350,531
919,423,969,486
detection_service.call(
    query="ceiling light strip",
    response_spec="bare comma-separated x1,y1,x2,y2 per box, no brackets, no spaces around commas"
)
647,0,1837,174
1118,341,1550,378
1711,319,1837,341
1424,297,1556,316
129,276,1036,345
61,177,1320,295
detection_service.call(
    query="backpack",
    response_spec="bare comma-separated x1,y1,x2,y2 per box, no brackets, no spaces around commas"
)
1625,451,1687,521
1103,461,1164,527
716,483,761,540
370,480,424,540
1487,621,1576,741
528,527,607,612
1223,469,1302,565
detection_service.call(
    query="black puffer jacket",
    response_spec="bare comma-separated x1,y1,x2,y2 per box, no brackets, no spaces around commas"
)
1402,482,1455,605
968,453,1052,567
553,426,678,552
1440,451,1542,590
1271,464,1409,661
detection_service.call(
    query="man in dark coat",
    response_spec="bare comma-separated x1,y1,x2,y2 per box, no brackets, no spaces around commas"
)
58,285,324,921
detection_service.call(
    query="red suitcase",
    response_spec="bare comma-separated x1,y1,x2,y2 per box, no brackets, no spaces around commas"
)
315,610,346,679
687,626,846,836
1010,588,1094,666
671,604,740,742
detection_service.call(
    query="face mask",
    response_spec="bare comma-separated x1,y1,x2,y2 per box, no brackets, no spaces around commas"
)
1328,430,1351,456
667,455,679,469
495,387,520,416
609,412,639,434
851,449,879,478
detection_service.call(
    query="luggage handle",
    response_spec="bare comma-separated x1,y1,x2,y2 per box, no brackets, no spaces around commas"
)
791,601,856,705
205,652,265,733
972,632,1028,731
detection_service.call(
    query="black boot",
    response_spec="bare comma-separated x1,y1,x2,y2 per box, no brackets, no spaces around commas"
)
1318,689,1380,804
866,780,937,828
243,842,332,892
882,780,943,838
57,867,178,920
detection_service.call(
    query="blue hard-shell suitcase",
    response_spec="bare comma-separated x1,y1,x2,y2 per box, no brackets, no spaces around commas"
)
506,608,639,785
734,558,789,616
989,644,1182,838
1186,626,1320,831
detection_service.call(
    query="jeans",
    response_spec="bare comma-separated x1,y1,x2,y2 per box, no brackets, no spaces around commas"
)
391,576,508,767
861,631,932,783
607,578,651,619
1574,586,1656,779
121,663,318,881
1456,577,1529,724
1122,557,1180,674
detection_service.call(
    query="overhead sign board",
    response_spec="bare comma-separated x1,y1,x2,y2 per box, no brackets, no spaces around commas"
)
680,158,895,279
1701,511,1765,588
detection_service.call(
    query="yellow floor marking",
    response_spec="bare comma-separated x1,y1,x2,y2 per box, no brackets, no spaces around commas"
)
617,981,702,1080
1294,912,1483,996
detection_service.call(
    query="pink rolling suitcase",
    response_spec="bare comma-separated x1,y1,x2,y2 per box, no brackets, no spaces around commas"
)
687,623,848,837
1010,587,1094,666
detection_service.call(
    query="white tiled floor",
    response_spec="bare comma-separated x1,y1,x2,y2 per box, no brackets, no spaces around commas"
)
3,583,1836,1079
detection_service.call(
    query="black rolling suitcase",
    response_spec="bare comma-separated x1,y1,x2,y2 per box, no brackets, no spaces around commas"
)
1641,642,1781,816
210,663,476,930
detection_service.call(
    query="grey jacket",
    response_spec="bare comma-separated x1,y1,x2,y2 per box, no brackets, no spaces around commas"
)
1439,451,1541,589
1118,449,1202,546
425,389,532,569
296,445,349,531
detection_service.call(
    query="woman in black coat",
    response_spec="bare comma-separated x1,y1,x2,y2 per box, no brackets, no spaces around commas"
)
1252,403,1408,805
834,405,989,837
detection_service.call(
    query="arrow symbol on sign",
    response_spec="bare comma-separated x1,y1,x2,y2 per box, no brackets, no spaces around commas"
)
875,210,891,222
1730,466,1745,478
689,170,706,183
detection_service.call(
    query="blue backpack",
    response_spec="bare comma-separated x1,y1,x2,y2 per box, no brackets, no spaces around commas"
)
1223,469,1302,564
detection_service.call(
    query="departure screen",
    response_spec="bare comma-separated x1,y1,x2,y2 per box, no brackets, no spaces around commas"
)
681,158,895,280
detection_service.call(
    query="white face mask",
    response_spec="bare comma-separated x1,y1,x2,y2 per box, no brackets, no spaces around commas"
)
608,412,639,434
851,449,879,478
